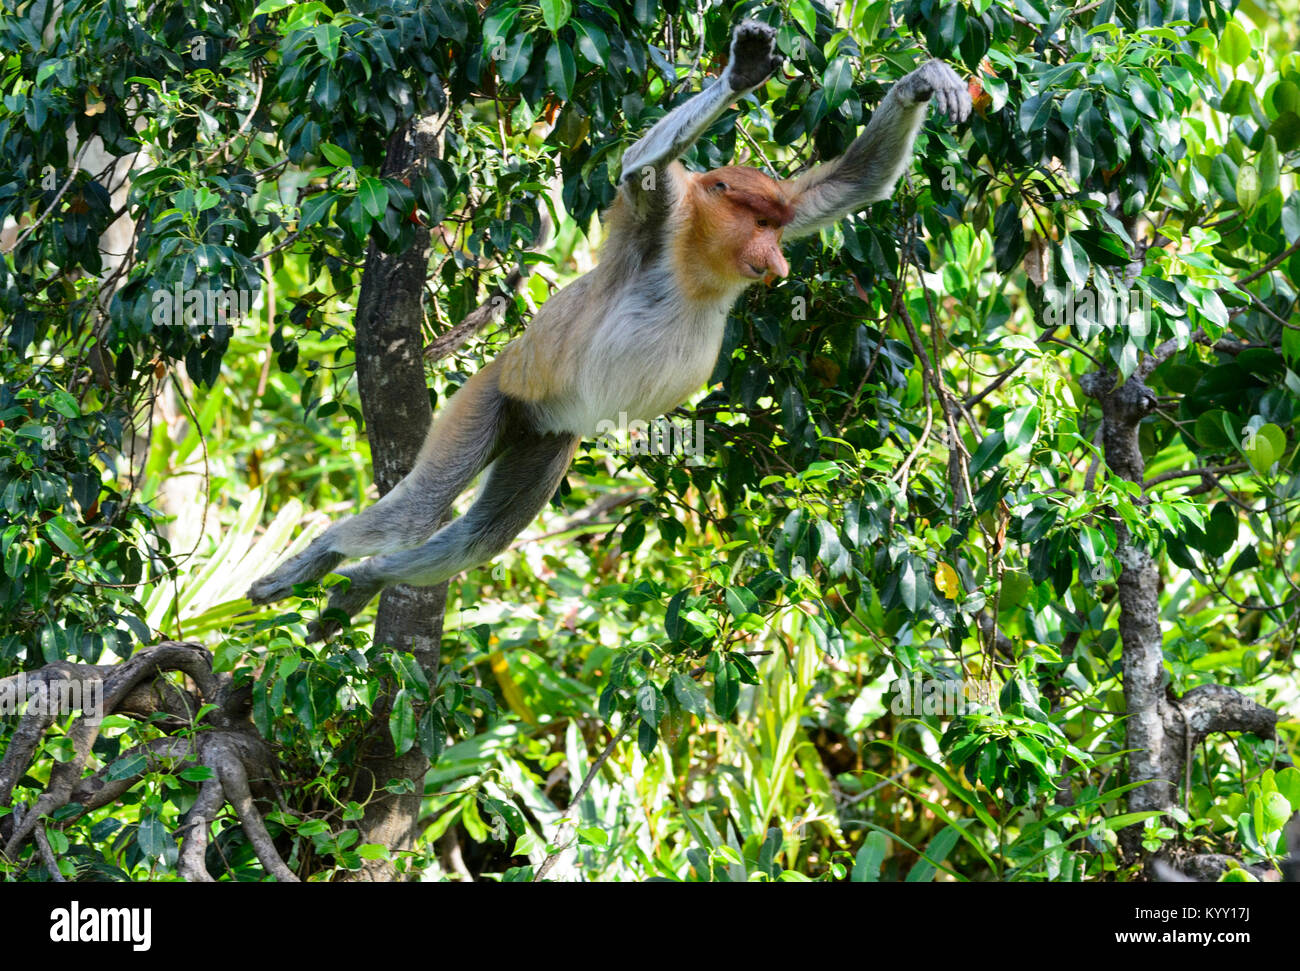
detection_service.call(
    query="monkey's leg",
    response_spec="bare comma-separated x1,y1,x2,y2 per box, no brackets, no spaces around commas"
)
247,366,509,605
308,426,580,639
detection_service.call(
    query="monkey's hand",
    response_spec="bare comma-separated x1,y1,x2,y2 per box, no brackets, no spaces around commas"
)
898,59,972,124
725,20,782,93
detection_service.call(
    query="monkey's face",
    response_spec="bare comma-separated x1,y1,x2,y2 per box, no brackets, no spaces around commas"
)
692,167,792,287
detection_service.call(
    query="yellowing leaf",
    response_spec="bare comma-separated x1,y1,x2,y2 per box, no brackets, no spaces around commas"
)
935,562,960,600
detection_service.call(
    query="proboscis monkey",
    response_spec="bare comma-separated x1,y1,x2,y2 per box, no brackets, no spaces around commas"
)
248,20,971,636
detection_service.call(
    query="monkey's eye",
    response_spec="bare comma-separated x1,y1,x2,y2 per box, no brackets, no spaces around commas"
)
756,218,769,228
712,180,729,192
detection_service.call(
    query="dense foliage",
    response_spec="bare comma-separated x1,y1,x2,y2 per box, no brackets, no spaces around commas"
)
1,0,1297,882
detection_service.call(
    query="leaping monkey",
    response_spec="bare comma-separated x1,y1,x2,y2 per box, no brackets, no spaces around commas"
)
248,20,972,636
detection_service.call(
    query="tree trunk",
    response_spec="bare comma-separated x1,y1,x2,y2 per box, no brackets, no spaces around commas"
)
1081,366,1278,868
341,115,447,881
1079,370,1175,853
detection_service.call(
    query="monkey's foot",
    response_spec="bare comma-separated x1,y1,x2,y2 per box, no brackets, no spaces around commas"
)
901,60,972,124
305,569,384,642
727,20,782,92
247,547,345,605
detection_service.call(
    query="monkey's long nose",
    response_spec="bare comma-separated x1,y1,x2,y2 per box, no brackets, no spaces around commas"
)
766,248,789,279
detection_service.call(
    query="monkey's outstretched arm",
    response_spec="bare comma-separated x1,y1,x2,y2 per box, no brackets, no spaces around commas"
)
307,423,580,640
783,59,971,240
617,20,782,220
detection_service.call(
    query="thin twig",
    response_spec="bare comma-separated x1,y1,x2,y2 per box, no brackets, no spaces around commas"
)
533,719,633,882
3,140,92,254
35,824,66,882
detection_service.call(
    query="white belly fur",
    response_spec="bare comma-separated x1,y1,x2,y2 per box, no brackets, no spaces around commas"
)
538,262,731,436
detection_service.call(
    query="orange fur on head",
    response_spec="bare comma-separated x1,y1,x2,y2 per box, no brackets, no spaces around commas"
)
676,166,792,301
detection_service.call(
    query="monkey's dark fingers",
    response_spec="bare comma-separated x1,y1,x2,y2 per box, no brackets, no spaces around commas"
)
944,87,972,124
904,60,971,125
939,79,972,124
727,19,781,92
247,546,345,605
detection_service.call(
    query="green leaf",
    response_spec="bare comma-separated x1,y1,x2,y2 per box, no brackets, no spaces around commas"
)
48,389,79,417
1194,409,1232,448
823,56,853,110
1228,545,1260,576
391,651,431,700
724,585,758,619
905,825,962,881
852,831,889,882
672,673,708,716
1003,405,1039,449
539,0,571,33
358,177,389,219
44,516,85,556
1275,767,1300,810
1258,423,1287,466
572,20,609,68
1018,91,1052,134
1272,79,1300,115
545,42,576,101
1210,153,1238,203
1219,79,1254,116
1269,111,1300,153
790,0,818,37
1242,423,1283,472
1128,81,1157,118
1258,136,1280,193
389,688,417,755
636,682,665,727
497,33,534,85
637,719,658,757
1235,163,1260,214
137,812,174,860
1060,89,1088,128
1078,526,1106,565
1202,503,1237,558
253,0,296,15
1057,235,1090,288
319,142,352,167
299,190,337,229
713,661,739,718
1256,791,1291,834
313,23,341,63
1221,867,1258,882
1219,22,1250,68
899,556,929,612
968,430,1007,477
107,751,148,781
418,707,446,760
993,200,1026,272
